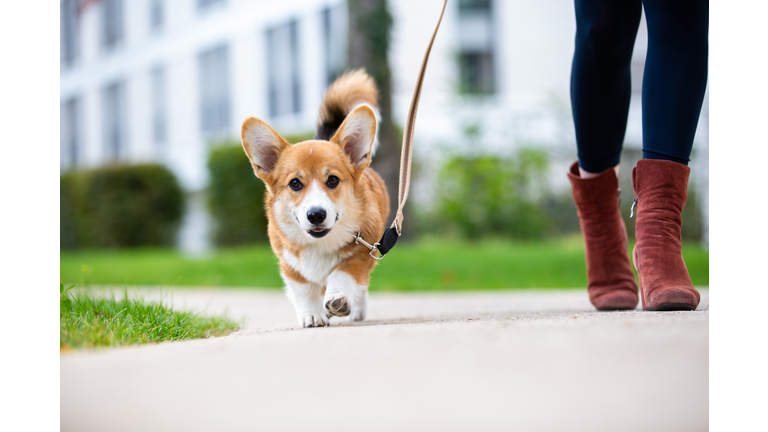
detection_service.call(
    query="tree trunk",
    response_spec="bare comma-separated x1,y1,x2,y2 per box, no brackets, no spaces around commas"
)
348,0,402,234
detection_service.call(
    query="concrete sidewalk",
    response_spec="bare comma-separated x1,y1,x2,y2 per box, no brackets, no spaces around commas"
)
61,288,709,432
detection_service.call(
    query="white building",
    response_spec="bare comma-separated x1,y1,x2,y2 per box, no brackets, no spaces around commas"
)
60,0,709,250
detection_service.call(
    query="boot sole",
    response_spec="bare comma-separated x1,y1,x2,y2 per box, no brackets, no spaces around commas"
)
643,303,697,312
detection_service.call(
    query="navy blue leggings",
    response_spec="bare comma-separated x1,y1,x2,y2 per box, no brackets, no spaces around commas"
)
571,0,708,173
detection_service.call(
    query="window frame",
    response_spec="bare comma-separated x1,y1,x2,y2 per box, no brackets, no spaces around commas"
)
456,0,497,95
60,0,79,69
101,0,125,53
198,44,231,138
265,19,302,119
102,80,128,162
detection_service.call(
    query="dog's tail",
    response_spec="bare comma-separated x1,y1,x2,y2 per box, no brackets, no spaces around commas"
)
315,69,380,151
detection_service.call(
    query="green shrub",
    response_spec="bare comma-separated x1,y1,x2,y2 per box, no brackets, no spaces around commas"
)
282,132,316,144
432,148,556,239
207,133,314,247
60,164,185,249
541,190,581,236
60,171,87,249
207,142,268,246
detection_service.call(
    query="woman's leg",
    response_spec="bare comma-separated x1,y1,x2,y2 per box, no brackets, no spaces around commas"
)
568,0,643,311
571,0,643,174
641,0,708,164
632,0,708,311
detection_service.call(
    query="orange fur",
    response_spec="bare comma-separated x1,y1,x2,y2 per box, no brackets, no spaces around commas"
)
240,70,388,327
261,139,389,285
318,69,379,128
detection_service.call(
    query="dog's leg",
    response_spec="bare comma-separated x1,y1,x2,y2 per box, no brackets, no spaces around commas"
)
283,277,328,328
325,270,368,321
349,288,368,322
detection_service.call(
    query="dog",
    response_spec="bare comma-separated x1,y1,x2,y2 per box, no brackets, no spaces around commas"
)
240,70,389,328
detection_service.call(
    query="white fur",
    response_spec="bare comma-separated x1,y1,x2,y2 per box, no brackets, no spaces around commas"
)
339,106,377,168
295,180,337,232
325,270,368,322
283,247,345,285
280,249,365,326
273,183,361,253
242,121,284,174
244,122,281,149
282,249,300,270
282,276,328,327
352,102,381,156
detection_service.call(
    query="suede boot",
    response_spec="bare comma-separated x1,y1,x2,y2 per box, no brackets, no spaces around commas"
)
567,162,638,310
631,159,701,311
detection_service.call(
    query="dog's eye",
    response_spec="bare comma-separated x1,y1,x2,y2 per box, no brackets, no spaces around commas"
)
289,178,303,191
326,175,340,188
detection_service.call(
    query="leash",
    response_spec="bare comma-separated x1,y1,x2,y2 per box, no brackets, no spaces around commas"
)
355,0,447,260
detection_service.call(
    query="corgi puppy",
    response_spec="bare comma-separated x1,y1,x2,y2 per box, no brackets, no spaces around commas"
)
241,70,389,328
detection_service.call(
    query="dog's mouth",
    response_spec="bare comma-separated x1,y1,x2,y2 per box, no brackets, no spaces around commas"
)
307,228,331,238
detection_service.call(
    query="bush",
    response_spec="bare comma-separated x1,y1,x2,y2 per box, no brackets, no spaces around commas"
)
60,164,185,249
60,171,87,249
432,148,556,239
207,143,268,246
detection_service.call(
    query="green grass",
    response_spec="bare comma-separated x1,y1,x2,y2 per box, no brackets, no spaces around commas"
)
60,236,709,291
371,236,708,291
60,284,241,350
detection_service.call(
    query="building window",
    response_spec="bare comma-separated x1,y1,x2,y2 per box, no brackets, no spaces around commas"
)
457,0,496,94
60,0,79,68
151,66,167,150
102,81,127,161
102,0,124,52
61,97,81,169
150,0,164,32
266,19,302,118
322,5,347,87
197,0,225,10
198,45,231,136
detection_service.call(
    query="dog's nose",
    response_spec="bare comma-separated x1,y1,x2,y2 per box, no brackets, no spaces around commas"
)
306,207,327,225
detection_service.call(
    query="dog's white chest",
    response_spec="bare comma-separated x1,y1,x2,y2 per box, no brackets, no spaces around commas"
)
283,249,347,284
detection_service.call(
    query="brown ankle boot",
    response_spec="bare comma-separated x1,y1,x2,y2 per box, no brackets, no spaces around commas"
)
631,159,701,311
567,162,638,310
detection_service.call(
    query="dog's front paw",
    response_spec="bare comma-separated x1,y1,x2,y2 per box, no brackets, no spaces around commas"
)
300,313,329,328
325,294,351,317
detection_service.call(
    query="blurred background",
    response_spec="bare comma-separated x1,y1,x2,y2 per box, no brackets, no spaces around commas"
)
60,0,709,290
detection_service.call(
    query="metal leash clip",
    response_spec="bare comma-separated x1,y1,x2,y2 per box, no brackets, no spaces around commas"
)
355,231,384,261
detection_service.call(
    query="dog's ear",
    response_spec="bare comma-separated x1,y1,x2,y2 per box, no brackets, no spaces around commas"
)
241,117,291,178
330,105,377,170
